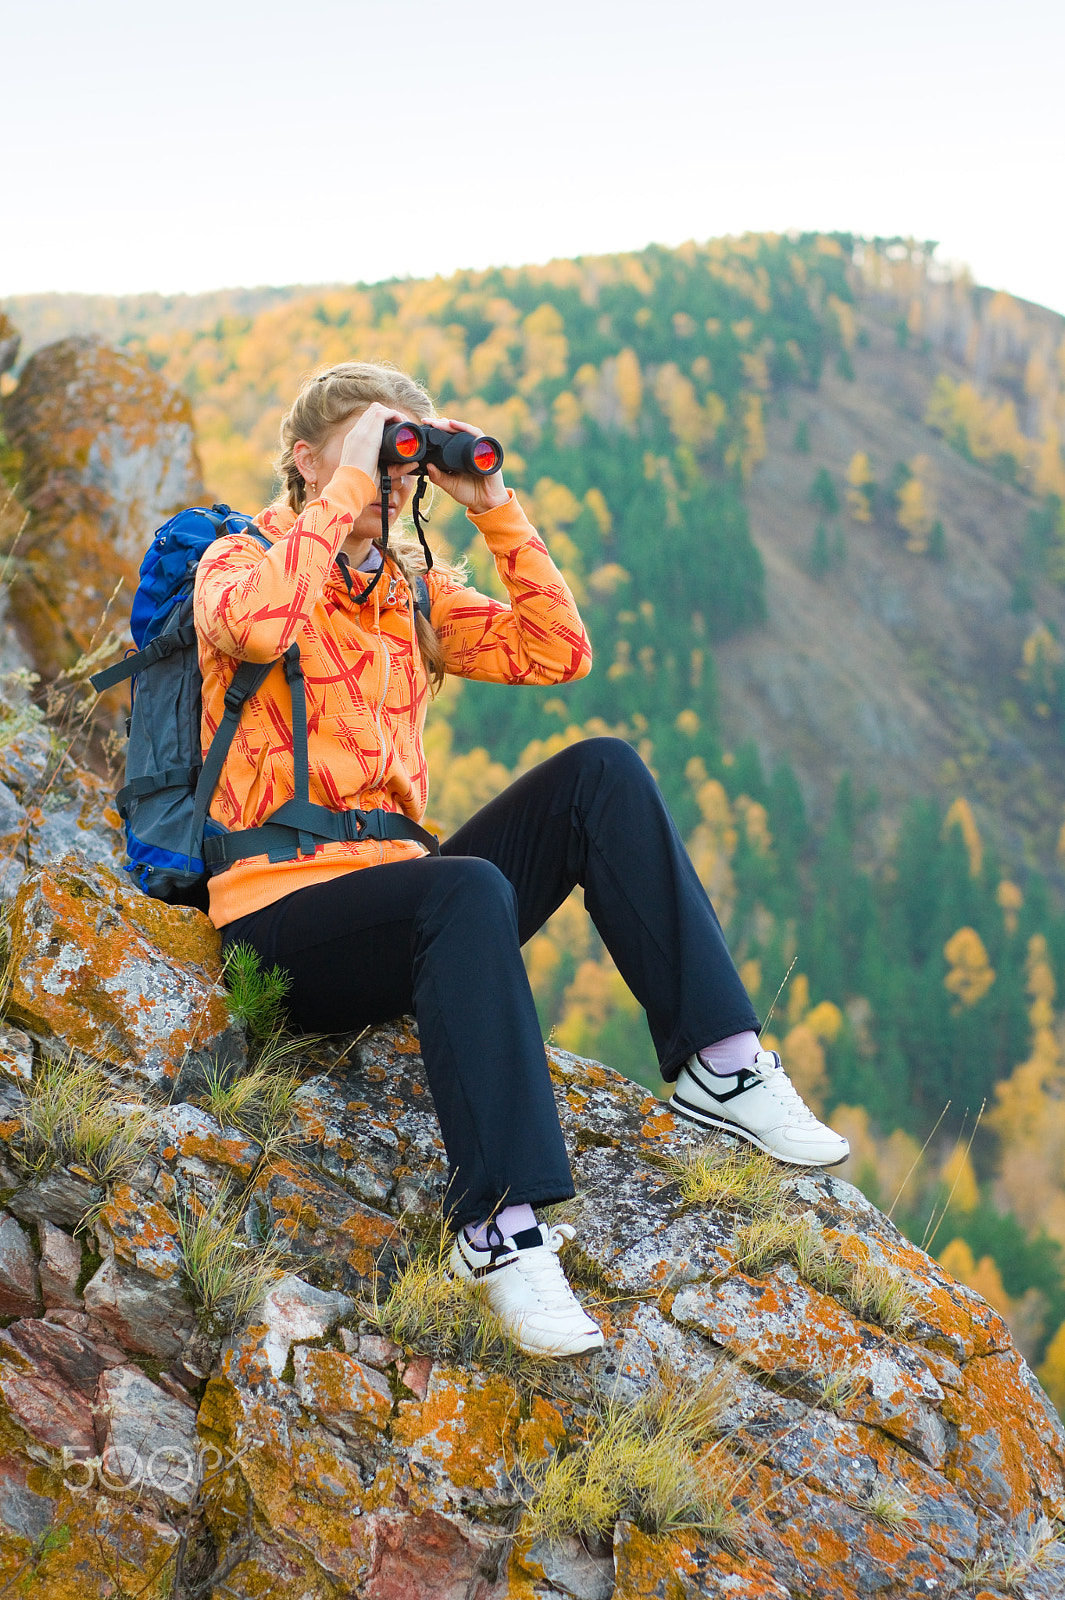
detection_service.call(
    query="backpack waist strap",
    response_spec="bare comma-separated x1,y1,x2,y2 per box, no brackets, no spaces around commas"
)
202,802,440,868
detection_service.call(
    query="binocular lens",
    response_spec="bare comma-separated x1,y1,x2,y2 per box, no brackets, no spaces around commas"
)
471,438,502,474
392,425,422,459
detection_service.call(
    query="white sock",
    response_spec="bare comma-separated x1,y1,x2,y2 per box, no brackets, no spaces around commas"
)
696,1030,761,1078
464,1203,537,1250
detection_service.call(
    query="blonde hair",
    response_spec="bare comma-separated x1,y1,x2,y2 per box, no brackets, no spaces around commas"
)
275,361,456,691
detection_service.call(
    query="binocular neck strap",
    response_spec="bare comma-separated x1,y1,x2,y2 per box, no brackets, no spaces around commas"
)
411,469,435,573
346,472,391,605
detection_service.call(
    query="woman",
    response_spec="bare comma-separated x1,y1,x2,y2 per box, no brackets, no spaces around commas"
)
193,362,849,1359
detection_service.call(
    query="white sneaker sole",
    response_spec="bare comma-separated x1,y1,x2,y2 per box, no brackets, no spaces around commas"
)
668,1092,850,1168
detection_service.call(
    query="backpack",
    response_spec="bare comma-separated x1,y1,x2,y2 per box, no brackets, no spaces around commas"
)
91,503,439,912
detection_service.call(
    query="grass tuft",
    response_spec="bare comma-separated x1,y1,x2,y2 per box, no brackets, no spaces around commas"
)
221,942,293,1040
667,1145,786,1218
521,1369,739,1545
361,1223,560,1382
962,1517,1065,1590
814,1361,866,1415
196,1050,304,1151
13,1051,153,1185
845,1255,918,1335
857,1484,916,1527
176,1180,287,1334
732,1212,917,1335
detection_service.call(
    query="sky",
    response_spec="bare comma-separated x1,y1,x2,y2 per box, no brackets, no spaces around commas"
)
3,0,1064,314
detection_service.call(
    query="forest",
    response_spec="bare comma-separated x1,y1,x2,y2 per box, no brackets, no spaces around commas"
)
6,232,1065,1405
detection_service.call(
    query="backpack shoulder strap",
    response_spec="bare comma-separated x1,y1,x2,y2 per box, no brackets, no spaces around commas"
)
90,525,273,694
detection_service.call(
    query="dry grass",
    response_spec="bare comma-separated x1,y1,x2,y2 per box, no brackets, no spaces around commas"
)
361,1223,562,1383
961,1517,1065,1590
813,1361,866,1415
13,1050,154,1186
195,1047,304,1152
520,1369,740,1545
732,1212,918,1335
855,1484,917,1528
667,1145,786,1219
176,1180,287,1334
845,1255,918,1335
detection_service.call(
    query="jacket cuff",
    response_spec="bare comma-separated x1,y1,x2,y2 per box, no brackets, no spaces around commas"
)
466,489,538,551
319,464,377,522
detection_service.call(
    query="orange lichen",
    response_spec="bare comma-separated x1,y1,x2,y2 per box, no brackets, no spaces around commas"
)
393,1366,518,1493
515,1395,567,1464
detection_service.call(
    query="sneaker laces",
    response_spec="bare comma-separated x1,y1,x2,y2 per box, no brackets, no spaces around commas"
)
510,1223,583,1314
750,1050,819,1125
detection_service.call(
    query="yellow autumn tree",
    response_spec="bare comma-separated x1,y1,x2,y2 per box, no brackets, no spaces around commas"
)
895,455,937,554
845,451,874,522
1038,1319,1065,1415
943,927,995,1008
943,796,983,877
989,935,1065,1242
614,348,643,428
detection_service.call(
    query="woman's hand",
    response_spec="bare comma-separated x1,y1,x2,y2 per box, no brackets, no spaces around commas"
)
337,402,411,484
425,418,509,514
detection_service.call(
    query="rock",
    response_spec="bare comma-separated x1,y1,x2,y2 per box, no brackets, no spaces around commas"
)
292,1347,394,1441
0,1209,40,1315
0,721,124,900
253,1272,355,1380
1,335,203,682
38,1219,84,1308
7,1164,103,1230
82,1252,197,1359
0,1316,124,1395
0,1013,1063,1596
362,1509,507,1600
5,855,244,1090
0,1026,32,1083
518,1534,615,1599
95,1364,201,1508
250,1157,402,1292
0,1338,96,1457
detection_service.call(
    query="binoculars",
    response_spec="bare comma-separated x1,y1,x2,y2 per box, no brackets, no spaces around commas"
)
379,422,504,478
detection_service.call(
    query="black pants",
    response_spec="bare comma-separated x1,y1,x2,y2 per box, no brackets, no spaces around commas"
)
221,738,757,1227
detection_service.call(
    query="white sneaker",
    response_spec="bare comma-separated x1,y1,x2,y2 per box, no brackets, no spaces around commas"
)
669,1049,850,1167
448,1221,604,1357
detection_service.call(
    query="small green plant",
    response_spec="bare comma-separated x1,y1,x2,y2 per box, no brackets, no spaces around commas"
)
221,942,293,1039
13,1052,153,1185
520,1370,738,1545
176,1180,286,1334
667,1145,784,1219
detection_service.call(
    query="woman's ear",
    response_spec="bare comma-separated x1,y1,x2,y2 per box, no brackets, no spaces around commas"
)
292,439,317,485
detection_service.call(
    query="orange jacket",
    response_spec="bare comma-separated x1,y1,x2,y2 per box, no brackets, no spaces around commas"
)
192,464,592,927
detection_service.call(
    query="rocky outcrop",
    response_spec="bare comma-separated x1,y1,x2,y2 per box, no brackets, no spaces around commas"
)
0,941,1061,1597
5,855,243,1092
0,335,203,681
0,713,124,899
0,313,18,380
